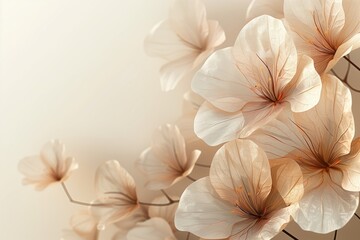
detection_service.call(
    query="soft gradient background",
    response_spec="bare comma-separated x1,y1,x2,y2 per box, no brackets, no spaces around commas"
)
1,0,360,239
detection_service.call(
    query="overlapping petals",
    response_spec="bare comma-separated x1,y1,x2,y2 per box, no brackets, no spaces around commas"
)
94,160,140,227
192,15,321,146
175,139,303,240
18,140,78,191
62,210,99,240
127,218,176,240
144,0,225,91
148,195,179,232
137,124,201,190
251,74,360,233
284,0,360,73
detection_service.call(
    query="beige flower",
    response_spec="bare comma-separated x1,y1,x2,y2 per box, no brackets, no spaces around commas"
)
18,139,78,191
137,124,201,190
94,160,140,227
251,74,360,233
284,0,360,74
144,0,225,91
192,15,321,146
62,210,99,240
126,218,177,240
175,139,303,240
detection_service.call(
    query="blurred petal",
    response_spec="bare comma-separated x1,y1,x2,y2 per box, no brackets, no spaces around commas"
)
127,218,176,240
148,195,179,232
210,139,272,208
246,0,284,20
95,160,138,226
18,140,78,191
175,177,239,239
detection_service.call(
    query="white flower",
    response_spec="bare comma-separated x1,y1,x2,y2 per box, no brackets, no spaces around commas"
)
18,139,78,191
144,0,225,91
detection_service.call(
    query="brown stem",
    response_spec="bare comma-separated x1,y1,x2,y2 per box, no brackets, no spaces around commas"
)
195,163,210,168
61,182,107,207
282,229,298,240
344,55,360,71
333,230,338,240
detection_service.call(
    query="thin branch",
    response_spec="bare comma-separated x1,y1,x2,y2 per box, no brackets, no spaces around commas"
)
187,175,197,182
344,55,360,71
333,230,338,240
61,182,106,207
138,200,179,207
355,213,360,220
195,163,210,168
282,229,298,240
186,232,190,240
161,189,172,202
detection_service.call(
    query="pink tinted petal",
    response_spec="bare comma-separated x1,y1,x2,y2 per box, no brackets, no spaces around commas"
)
325,33,360,73
294,171,359,233
175,177,239,239
160,54,197,91
283,55,321,112
169,0,208,48
270,158,304,205
192,48,257,113
210,139,272,208
246,0,284,20
194,102,245,146
205,20,226,49
148,195,179,231
341,0,360,42
127,218,176,240
70,210,98,238
339,138,360,191
144,20,195,61
233,15,297,91
294,74,354,162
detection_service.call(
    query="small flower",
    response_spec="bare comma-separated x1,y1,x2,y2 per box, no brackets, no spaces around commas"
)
284,0,360,74
192,15,321,146
137,124,201,190
251,75,360,233
62,210,99,240
94,160,140,227
126,218,177,240
18,139,78,191
175,139,303,240
144,0,225,91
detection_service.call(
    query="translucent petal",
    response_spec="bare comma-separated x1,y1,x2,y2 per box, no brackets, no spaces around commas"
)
175,177,239,239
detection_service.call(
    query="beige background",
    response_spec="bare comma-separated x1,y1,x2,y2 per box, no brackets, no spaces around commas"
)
1,0,360,239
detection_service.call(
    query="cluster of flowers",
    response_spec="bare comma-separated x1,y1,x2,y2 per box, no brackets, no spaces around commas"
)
19,0,360,239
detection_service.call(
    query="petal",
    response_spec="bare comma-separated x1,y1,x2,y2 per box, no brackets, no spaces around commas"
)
113,207,148,236
205,20,226,50
210,140,272,210
148,195,179,231
340,0,360,42
70,210,98,238
192,48,257,113
137,124,192,190
233,15,297,92
284,0,345,73
293,74,354,163
169,0,208,48
269,158,304,205
246,0,284,21
193,102,245,146
95,160,138,226
338,137,360,191
175,177,240,239
283,55,322,112
127,218,176,240
293,171,359,233
144,20,196,61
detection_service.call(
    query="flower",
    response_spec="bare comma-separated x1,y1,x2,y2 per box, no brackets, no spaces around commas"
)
62,210,99,240
284,0,360,74
126,218,177,240
18,139,78,191
144,0,225,91
192,15,322,146
250,74,360,233
94,160,140,227
175,139,303,240
137,124,201,190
